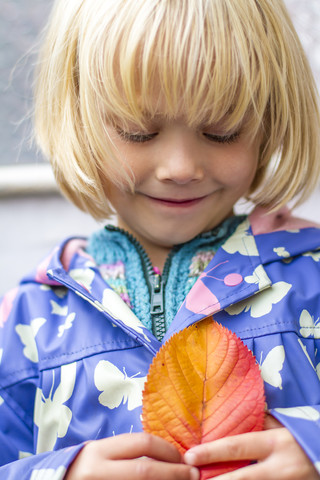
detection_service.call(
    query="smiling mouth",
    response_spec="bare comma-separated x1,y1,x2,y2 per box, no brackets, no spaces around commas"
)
146,195,208,207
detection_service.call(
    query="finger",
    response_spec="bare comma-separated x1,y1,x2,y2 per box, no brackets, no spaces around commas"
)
101,459,200,480
184,430,275,466
94,433,183,463
204,448,320,480
205,461,273,480
66,438,200,480
67,456,199,480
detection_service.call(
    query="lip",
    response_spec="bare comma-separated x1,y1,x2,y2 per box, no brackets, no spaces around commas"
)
145,194,209,208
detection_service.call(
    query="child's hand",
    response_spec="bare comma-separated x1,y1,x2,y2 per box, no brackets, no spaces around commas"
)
65,432,199,480
184,415,320,480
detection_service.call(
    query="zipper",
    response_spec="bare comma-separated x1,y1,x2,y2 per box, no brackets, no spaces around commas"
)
105,225,176,341
104,216,245,340
149,248,176,340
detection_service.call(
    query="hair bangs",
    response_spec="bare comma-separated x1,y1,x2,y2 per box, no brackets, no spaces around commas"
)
82,0,268,136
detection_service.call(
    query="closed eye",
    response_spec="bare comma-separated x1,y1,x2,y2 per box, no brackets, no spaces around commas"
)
203,132,240,144
116,129,158,143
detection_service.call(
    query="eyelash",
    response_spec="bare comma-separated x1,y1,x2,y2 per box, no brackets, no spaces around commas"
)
203,132,240,144
117,130,158,143
117,130,240,144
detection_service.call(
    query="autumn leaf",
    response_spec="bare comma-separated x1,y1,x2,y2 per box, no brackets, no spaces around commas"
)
142,317,265,478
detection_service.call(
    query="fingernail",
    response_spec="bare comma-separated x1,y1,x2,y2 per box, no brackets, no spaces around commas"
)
190,467,200,480
184,451,197,465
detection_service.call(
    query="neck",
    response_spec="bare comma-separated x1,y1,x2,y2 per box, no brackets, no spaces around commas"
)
116,221,172,272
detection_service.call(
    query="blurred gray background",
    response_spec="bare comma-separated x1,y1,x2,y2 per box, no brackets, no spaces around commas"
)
1,0,320,295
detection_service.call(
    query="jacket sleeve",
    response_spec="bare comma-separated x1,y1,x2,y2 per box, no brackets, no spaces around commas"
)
270,405,320,475
268,332,320,474
0,386,85,479
0,434,83,480
0,286,85,479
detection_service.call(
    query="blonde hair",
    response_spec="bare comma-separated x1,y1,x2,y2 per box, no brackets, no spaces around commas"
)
34,0,320,220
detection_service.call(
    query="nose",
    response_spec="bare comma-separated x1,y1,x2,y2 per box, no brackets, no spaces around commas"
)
155,135,204,185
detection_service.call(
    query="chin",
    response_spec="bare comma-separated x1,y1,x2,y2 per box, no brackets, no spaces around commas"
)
158,229,202,247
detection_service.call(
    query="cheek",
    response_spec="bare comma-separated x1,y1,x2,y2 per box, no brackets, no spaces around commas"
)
102,176,129,212
105,129,147,183
220,148,259,190
118,150,151,187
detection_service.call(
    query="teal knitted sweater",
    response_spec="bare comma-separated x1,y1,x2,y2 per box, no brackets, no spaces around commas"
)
87,215,245,339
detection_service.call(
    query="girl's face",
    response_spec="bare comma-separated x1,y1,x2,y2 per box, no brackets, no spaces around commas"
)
105,116,260,268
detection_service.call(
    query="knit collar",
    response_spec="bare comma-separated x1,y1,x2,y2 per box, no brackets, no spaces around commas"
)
86,215,246,336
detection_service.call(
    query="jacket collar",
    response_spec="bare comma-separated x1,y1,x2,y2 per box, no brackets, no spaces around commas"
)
164,216,270,340
165,208,320,340
34,207,320,353
250,206,320,264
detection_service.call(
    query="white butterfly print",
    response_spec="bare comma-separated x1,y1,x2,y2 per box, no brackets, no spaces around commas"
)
274,406,320,422
315,462,320,475
0,348,3,365
50,300,68,316
15,317,47,363
34,362,76,453
102,288,151,342
0,396,4,406
18,451,32,460
222,219,259,257
303,250,320,262
57,312,76,338
69,268,95,292
242,265,271,290
299,309,320,339
259,346,285,390
226,282,292,318
74,288,151,343
30,466,66,480
94,360,146,411
297,338,320,381
273,247,290,258
40,285,67,299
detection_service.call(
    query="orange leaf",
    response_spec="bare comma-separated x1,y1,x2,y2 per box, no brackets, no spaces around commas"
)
142,317,265,478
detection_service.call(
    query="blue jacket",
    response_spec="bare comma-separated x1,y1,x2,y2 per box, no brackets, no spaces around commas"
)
1,208,320,479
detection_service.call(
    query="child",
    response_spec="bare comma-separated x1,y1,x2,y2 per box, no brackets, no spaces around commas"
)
1,0,320,478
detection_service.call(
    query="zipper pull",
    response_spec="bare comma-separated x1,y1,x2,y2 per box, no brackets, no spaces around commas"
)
150,273,164,315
